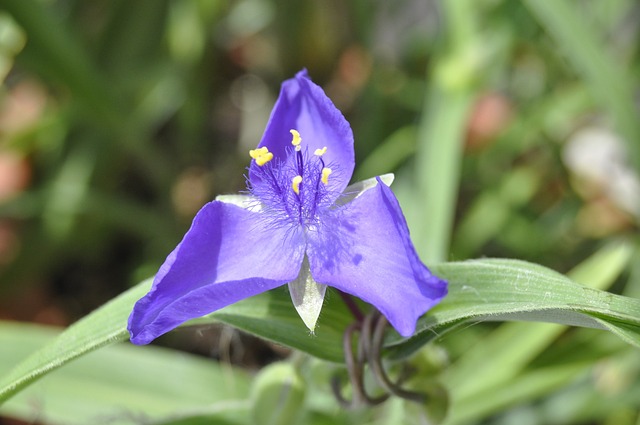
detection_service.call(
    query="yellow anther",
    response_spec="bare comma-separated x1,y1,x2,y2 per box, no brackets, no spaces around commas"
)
321,167,332,185
249,146,269,159
255,151,273,166
249,146,273,166
292,175,303,195
290,129,302,147
314,146,327,156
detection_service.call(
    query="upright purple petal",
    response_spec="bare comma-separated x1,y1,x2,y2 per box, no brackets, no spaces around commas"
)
306,178,447,337
128,201,305,344
251,70,355,193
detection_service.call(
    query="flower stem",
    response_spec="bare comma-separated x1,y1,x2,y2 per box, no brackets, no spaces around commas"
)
338,290,365,322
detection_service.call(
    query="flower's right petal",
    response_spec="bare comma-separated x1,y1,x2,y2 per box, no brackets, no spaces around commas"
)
128,201,305,345
307,178,447,338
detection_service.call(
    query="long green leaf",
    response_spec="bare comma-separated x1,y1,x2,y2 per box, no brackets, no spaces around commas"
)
0,278,352,404
440,241,634,424
0,322,250,425
386,258,640,359
2,258,640,405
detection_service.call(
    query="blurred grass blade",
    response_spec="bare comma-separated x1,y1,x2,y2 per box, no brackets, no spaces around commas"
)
1,0,172,188
452,166,542,258
2,0,123,130
568,239,635,289
444,363,590,425
414,88,473,262
354,125,417,182
250,362,306,425
413,0,481,262
523,0,640,171
147,404,251,425
0,322,250,425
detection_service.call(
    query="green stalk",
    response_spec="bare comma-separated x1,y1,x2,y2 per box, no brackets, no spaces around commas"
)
415,89,474,263
414,0,478,262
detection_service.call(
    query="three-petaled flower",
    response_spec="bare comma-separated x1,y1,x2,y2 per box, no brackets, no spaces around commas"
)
128,70,447,345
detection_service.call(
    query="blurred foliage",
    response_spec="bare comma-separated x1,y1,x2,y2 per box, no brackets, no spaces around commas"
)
0,0,638,424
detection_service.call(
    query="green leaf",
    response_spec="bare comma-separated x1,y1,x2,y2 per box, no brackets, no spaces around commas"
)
437,240,634,425
0,322,250,425
201,286,353,363
2,257,639,406
443,239,633,397
0,278,352,404
386,257,640,359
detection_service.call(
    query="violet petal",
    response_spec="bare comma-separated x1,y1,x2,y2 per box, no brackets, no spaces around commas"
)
128,201,305,344
251,70,355,196
307,178,447,337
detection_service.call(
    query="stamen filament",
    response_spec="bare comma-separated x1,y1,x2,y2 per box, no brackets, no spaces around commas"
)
296,149,304,175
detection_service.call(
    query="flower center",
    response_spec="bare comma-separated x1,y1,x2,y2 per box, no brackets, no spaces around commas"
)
248,129,335,228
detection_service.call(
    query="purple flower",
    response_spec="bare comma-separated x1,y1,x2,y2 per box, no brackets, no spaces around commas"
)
128,70,447,345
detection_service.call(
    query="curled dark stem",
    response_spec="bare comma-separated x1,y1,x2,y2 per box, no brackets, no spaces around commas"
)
369,315,426,403
331,324,360,408
358,313,388,405
338,290,365,322
330,309,426,408
331,321,388,408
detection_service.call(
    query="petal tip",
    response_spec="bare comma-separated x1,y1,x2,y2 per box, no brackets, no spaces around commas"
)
128,327,152,345
295,68,310,80
127,313,152,345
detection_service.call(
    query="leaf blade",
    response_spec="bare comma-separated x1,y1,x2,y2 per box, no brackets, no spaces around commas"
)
0,322,251,425
2,257,639,405
387,258,640,359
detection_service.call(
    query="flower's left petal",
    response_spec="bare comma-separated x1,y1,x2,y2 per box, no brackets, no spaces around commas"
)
128,201,305,345
252,70,355,193
307,178,447,337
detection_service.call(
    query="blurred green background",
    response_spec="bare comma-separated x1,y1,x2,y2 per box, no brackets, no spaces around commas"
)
0,0,638,424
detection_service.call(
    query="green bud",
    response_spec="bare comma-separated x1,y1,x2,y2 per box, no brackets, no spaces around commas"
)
251,362,306,425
